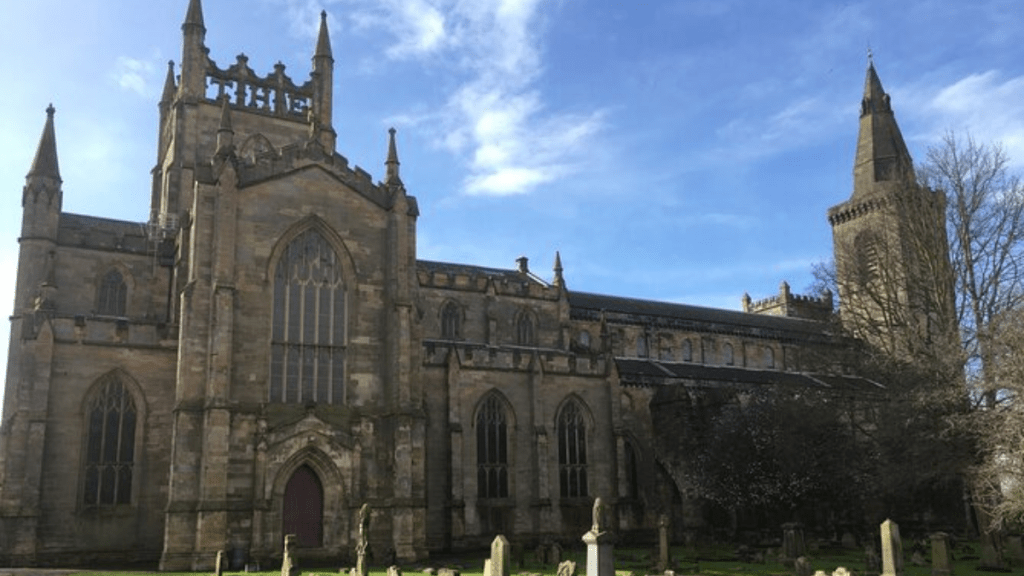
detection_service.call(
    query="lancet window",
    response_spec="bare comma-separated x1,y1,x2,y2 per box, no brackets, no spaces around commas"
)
97,269,127,316
270,229,346,404
476,394,509,499
558,399,588,499
441,301,461,340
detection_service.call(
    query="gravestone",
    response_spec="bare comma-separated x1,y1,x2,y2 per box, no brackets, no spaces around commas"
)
930,533,952,576
841,532,857,549
979,530,1005,570
658,514,671,572
833,568,851,576
550,542,563,565
1005,534,1024,564
557,560,578,576
535,544,546,565
863,545,880,576
438,569,460,576
483,559,493,576
814,571,828,576
282,534,299,576
490,535,510,576
388,566,403,576
880,519,902,576
794,556,812,576
782,523,807,567
215,550,224,576
582,497,614,576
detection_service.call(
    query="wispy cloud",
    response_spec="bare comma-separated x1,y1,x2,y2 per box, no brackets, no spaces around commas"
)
111,56,158,97
282,0,606,196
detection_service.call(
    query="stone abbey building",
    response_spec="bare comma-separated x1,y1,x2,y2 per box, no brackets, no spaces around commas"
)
0,0,952,570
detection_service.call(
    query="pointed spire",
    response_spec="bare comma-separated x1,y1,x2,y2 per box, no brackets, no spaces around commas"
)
160,60,177,105
183,0,205,31
315,10,333,59
28,104,61,182
852,57,914,198
384,127,402,185
553,251,564,288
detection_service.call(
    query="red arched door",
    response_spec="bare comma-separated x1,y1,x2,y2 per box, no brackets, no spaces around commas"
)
283,465,324,547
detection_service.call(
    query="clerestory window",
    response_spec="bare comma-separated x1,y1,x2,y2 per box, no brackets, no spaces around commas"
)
270,229,346,404
441,301,461,340
97,269,127,316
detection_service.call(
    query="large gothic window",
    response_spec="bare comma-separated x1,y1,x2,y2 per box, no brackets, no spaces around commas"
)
558,399,588,499
97,269,127,316
476,394,509,499
441,301,461,340
270,229,346,404
83,373,137,506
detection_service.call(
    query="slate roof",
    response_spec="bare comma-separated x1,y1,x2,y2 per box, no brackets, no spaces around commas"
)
615,357,884,394
569,291,834,342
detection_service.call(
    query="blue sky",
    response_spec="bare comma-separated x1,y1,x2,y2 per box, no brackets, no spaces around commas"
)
3,0,1024,387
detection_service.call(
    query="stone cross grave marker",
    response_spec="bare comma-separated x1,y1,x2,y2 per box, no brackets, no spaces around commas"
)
880,519,902,576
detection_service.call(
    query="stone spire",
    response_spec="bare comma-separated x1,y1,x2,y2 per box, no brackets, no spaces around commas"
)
553,251,565,289
183,0,205,32
852,59,914,200
315,10,333,59
160,60,177,105
180,0,208,98
27,105,61,184
384,127,402,185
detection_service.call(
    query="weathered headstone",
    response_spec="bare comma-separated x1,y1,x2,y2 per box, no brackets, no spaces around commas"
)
438,568,459,576
813,571,827,576
911,551,926,566
930,533,952,576
979,530,1005,570
864,544,881,576
658,514,671,572
490,535,510,576
782,523,807,567
282,534,299,576
388,566,402,576
833,568,851,576
214,550,224,576
794,556,812,576
557,559,578,576
550,542,563,565
880,519,902,576
483,558,493,576
356,503,371,576
1005,534,1024,564
582,497,614,576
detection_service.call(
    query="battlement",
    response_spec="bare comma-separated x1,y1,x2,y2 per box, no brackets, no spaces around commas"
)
743,281,833,321
422,340,607,376
203,54,314,120
417,259,560,300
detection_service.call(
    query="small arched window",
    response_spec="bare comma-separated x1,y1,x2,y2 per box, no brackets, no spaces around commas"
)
270,229,346,404
97,269,127,316
658,334,674,361
476,394,509,499
516,311,535,346
578,330,591,349
636,334,649,358
681,338,692,362
441,301,461,340
83,373,137,506
558,399,588,499
765,347,776,369
723,342,734,366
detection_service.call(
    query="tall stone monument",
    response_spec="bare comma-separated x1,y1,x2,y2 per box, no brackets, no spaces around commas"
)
356,503,371,576
880,519,902,576
581,497,614,576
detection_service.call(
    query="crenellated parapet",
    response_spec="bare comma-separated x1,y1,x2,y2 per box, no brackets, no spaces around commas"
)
421,340,608,376
417,259,560,300
743,281,833,321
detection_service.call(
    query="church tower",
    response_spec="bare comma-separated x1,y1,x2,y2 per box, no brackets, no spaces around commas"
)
827,59,955,362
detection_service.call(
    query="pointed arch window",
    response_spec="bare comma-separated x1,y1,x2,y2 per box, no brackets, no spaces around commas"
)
558,399,588,499
623,439,639,499
723,342,734,366
97,269,127,316
83,373,137,506
516,311,535,346
636,333,649,358
441,301,461,340
270,229,346,404
764,347,776,369
681,338,693,362
477,394,509,499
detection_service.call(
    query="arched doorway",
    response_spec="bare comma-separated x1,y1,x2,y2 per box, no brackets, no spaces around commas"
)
283,465,324,547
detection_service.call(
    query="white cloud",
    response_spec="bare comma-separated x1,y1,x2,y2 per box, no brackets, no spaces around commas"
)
111,56,157,97
920,71,1024,167
282,0,605,196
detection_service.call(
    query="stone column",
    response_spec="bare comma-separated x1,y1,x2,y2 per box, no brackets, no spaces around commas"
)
582,498,614,576
929,532,952,576
880,519,902,576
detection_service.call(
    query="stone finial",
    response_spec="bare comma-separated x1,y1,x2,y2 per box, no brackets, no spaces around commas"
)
161,60,177,105
779,280,791,297
553,251,564,288
517,256,529,273
315,10,333,59
742,292,752,311
385,127,401,185
28,104,61,182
